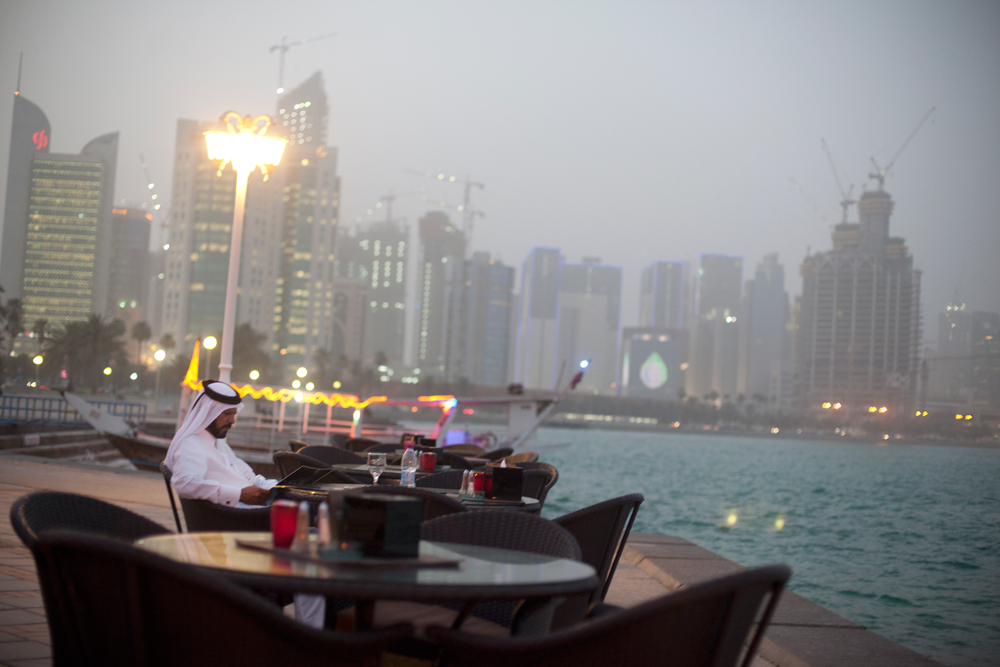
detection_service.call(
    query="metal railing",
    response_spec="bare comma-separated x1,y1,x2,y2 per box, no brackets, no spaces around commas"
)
0,395,147,428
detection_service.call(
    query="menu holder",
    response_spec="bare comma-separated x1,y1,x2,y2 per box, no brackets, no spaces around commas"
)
235,540,460,570
340,492,423,558
489,467,523,501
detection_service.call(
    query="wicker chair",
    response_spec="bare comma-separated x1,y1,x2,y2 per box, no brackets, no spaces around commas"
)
415,469,467,490
422,511,583,633
288,439,309,452
9,492,172,665
35,530,412,666
483,447,514,462
360,486,467,521
273,451,331,477
298,445,367,465
160,463,270,532
500,451,539,465
362,442,400,454
521,469,554,506
438,451,475,471
518,462,559,505
426,563,791,667
345,437,384,453
549,493,644,629
442,444,485,457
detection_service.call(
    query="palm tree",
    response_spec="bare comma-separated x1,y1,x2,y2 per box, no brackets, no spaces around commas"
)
33,319,48,355
131,321,152,365
232,323,270,383
63,315,127,390
3,298,26,353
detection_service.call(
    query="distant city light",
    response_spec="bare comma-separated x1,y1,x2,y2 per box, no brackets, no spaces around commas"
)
103,367,112,375
833,402,842,409
579,359,590,369
879,407,888,413
130,372,138,380
32,355,43,365
292,380,301,389
163,244,169,250
822,402,832,409
305,382,314,391
332,380,341,389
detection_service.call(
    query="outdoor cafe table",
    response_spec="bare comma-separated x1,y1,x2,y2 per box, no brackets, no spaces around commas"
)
134,531,598,632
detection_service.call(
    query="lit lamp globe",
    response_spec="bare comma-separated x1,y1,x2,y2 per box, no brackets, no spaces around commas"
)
203,112,287,384
249,370,260,381
154,349,166,362
32,355,43,366
203,336,218,350
296,367,308,378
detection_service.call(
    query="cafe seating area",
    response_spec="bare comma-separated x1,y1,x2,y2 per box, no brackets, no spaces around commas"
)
6,437,792,666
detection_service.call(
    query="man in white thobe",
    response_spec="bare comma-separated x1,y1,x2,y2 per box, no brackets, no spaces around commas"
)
165,380,324,627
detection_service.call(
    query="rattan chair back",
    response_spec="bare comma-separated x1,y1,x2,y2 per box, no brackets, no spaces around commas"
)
273,451,330,477
298,445,367,465
362,442,399,454
426,563,791,667
345,437,383,453
483,447,514,461
415,469,467,490
35,530,412,666
288,439,309,452
501,451,539,465
441,443,485,457
518,462,559,504
361,485,467,521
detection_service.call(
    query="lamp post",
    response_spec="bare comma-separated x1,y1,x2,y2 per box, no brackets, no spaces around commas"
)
154,349,166,410
203,335,218,378
204,112,286,383
32,355,43,387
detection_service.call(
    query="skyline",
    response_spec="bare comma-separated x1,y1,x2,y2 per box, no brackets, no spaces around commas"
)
1,1,998,327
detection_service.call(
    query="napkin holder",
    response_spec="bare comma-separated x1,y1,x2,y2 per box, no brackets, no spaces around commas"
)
340,493,422,558
489,466,523,501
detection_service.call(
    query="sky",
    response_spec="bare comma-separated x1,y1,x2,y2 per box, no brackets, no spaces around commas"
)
1,0,998,337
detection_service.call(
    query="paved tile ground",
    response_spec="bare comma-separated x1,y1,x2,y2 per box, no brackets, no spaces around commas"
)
0,454,778,667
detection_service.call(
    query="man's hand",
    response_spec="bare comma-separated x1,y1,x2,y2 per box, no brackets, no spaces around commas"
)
239,485,270,505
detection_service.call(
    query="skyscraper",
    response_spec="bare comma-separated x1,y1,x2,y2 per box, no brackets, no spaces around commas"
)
443,252,515,386
689,253,743,399
513,247,561,390
795,188,921,412
639,261,684,329
1,93,118,325
334,219,409,366
970,312,1000,410
739,253,788,400
271,73,341,370
414,211,465,373
557,259,622,394
107,205,152,321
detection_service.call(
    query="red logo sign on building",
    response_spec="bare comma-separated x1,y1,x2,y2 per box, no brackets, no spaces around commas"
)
32,129,48,150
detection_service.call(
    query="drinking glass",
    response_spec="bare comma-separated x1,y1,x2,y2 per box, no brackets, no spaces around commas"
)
367,452,387,485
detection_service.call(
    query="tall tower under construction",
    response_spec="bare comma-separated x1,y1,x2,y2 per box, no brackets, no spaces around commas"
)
794,188,921,412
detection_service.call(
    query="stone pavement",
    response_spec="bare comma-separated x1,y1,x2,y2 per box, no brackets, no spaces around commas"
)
0,454,779,667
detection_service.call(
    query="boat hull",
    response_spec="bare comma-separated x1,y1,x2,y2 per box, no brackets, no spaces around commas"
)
103,433,280,479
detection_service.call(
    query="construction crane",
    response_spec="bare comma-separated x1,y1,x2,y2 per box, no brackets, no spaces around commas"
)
269,32,337,95
379,188,425,223
820,139,855,224
789,177,831,227
401,168,485,239
869,107,936,191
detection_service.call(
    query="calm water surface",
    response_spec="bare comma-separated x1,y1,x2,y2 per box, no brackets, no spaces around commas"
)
532,428,1000,667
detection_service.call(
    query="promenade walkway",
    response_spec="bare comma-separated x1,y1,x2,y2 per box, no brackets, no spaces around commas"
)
1,454,753,667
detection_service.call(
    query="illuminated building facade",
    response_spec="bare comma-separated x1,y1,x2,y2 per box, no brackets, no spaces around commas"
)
2,95,118,325
795,189,921,412
413,211,466,374
272,73,341,369
108,206,151,318
688,253,743,399
639,261,684,329
331,278,368,365
513,247,561,390
557,259,622,394
619,327,688,399
334,220,409,366
443,252,515,386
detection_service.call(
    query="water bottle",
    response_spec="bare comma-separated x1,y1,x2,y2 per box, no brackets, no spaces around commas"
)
401,438,417,488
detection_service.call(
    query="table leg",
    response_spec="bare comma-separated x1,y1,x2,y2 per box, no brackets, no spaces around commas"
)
355,600,376,631
324,596,339,630
450,601,476,630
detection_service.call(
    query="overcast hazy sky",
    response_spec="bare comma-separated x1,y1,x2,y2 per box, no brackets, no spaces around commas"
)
2,0,998,333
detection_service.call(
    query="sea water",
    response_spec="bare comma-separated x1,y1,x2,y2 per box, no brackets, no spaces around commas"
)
535,429,1000,667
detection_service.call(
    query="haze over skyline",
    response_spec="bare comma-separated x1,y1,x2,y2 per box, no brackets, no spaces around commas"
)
1,0,998,328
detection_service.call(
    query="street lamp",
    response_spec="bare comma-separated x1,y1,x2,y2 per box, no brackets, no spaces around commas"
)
203,336,218,378
204,112,287,383
32,355,42,387
154,349,166,409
